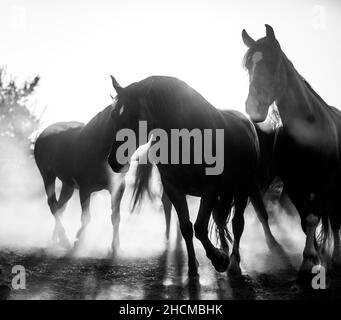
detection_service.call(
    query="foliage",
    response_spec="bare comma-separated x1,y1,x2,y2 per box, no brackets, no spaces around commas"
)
0,66,41,146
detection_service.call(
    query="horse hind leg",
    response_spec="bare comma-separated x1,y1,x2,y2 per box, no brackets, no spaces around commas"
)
228,192,248,276
53,183,74,250
250,187,291,268
330,215,341,268
161,191,172,241
42,172,71,249
73,188,91,253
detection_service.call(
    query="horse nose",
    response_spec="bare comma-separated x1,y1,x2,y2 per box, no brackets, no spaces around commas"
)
245,98,265,122
245,96,259,115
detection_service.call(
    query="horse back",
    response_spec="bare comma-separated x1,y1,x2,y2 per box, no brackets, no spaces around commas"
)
34,122,84,184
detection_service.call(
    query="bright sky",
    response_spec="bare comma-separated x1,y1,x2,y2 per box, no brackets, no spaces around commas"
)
1,0,340,129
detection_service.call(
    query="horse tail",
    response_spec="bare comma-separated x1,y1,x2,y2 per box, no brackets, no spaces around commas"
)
131,162,154,211
211,197,233,249
317,214,332,256
34,136,58,214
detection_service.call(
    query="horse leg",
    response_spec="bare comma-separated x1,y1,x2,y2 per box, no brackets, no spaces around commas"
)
73,188,91,252
228,192,248,276
42,172,58,236
161,191,172,240
194,191,229,272
250,187,286,255
110,175,125,258
42,172,70,249
163,184,198,277
297,213,320,283
330,216,341,268
53,183,74,249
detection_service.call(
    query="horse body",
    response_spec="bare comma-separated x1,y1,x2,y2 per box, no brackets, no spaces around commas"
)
156,110,259,198
35,122,84,187
108,75,281,276
242,25,341,281
35,104,172,254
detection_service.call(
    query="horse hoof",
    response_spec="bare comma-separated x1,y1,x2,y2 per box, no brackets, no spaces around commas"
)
59,239,72,251
107,248,119,260
296,269,314,288
212,250,230,273
70,240,82,256
290,283,303,294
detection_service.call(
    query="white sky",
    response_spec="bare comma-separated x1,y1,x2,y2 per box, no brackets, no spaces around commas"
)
1,0,340,128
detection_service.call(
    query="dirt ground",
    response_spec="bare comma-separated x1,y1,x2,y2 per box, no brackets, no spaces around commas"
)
1,242,341,300
0,164,340,300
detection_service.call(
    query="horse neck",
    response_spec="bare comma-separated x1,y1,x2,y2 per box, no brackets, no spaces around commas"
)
275,54,333,145
149,98,221,131
80,105,116,160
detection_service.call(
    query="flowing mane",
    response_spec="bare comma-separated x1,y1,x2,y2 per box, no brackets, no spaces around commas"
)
117,75,219,115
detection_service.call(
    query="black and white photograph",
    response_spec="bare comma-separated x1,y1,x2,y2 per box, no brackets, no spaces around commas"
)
1,0,341,308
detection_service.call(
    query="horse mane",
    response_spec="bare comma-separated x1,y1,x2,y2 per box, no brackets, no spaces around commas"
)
118,75,219,119
81,103,115,135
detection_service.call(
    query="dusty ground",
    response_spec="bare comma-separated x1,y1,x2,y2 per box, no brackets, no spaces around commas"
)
0,163,340,300
1,241,341,300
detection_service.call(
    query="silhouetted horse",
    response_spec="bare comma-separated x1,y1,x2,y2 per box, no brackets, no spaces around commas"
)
107,75,283,276
34,97,172,255
242,24,340,282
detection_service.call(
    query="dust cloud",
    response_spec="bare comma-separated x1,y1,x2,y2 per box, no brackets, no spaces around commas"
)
0,135,306,297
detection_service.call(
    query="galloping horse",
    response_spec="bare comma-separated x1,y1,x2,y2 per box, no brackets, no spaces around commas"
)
242,25,341,281
34,90,172,255
107,75,282,276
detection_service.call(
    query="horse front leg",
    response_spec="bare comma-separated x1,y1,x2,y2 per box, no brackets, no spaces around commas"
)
161,191,172,241
110,174,125,258
194,191,229,273
250,187,282,252
163,183,198,277
297,213,320,284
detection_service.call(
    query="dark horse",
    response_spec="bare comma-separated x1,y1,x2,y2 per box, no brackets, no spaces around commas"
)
107,75,283,276
242,25,341,281
34,91,172,255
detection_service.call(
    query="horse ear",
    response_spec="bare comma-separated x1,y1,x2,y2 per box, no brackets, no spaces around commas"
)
110,75,122,93
242,29,255,48
265,24,276,41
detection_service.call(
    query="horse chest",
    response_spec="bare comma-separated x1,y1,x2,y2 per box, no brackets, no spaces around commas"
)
275,130,338,188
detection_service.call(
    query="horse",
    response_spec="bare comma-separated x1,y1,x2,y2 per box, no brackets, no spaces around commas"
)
241,24,341,282
34,90,172,256
107,75,284,276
